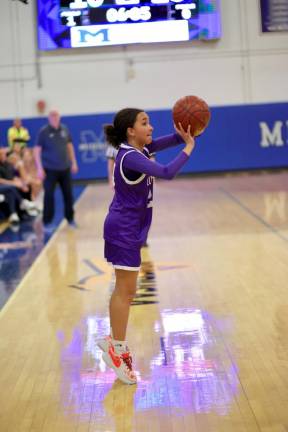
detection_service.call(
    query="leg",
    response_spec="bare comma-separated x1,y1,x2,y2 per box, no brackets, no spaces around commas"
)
0,190,16,215
43,170,58,224
97,244,139,384
5,190,18,215
58,169,74,223
30,177,42,200
0,186,22,224
18,186,33,202
0,185,22,214
109,269,139,341
99,268,138,384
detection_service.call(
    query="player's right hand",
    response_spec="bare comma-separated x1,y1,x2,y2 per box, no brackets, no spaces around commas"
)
175,123,195,155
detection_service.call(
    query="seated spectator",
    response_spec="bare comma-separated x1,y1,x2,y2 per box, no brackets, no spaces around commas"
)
0,148,38,223
7,143,42,200
0,148,30,197
0,184,38,225
7,118,30,150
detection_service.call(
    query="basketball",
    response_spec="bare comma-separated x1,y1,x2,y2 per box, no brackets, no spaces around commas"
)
172,95,211,136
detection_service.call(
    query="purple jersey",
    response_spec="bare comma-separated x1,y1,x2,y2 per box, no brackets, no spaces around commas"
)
104,133,189,250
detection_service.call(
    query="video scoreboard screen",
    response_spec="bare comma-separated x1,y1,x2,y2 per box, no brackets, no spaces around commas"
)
260,0,288,32
37,0,221,50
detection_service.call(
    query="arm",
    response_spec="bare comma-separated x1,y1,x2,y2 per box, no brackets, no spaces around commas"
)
67,142,78,174
34,146,45,180
0,176,26,190
106,144,117,187
22,127,30,143
124,125,195,180
123,150,189,180
0,178,15,186
7,128,14,148
8,154,28,182
107,158,115,187
15,160,29,184
148,133,184,154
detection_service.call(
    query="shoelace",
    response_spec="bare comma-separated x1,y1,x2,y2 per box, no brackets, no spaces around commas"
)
121,352,133,371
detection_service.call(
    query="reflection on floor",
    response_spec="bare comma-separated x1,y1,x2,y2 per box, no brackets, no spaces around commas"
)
59,304,238,423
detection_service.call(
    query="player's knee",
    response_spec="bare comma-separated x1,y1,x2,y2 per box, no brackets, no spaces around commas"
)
117,283,136,303
126,284,137,302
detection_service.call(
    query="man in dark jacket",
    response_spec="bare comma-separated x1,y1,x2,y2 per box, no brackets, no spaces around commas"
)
34,110,78,228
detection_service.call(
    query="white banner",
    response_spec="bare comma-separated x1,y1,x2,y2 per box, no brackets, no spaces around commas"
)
70,20,189,47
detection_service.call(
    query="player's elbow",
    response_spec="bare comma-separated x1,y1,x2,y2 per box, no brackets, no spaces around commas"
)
164,169,175,180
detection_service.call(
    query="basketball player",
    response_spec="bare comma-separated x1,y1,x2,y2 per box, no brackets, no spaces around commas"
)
97,108,195,384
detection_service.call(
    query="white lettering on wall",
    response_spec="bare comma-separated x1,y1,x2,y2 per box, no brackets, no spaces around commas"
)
259,121,284,147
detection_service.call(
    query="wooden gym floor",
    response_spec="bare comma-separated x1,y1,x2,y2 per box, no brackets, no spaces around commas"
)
0,171,288,432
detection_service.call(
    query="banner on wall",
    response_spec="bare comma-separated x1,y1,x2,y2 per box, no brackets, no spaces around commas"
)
260,0,288,32
0,102,287,181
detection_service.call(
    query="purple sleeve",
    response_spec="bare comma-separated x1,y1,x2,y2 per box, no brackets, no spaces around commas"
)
148,133,184,153
123,150,189,180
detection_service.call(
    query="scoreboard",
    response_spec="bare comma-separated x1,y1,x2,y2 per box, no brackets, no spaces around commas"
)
37,0,221,50
260,0,288,32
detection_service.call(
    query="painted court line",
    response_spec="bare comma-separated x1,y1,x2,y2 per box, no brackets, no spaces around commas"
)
220,188,288,244
0,186,87,319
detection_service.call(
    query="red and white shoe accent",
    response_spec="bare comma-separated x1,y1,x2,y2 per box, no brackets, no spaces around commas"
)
98,338,136,385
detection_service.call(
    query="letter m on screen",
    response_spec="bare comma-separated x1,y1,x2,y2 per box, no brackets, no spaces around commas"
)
71,27,110,47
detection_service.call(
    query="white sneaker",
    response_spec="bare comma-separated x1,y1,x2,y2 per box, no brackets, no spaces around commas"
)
103,347,136,385
20,199,37,212
97,336,132,357
34,202,43,213
26,208,38,217
97,335,113,353
9,223,20,232
99,338,136,385
9,213,20,224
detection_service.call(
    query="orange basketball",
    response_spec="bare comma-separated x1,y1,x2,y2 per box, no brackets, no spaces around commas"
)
172,95,211,136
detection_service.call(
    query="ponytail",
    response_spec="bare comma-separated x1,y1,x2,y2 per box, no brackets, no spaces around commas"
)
104,108,143,149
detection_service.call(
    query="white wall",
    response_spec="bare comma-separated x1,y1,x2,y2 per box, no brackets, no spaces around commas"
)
0,0,288,119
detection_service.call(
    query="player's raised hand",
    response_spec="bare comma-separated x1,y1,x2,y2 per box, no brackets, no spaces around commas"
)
174,123,195,152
